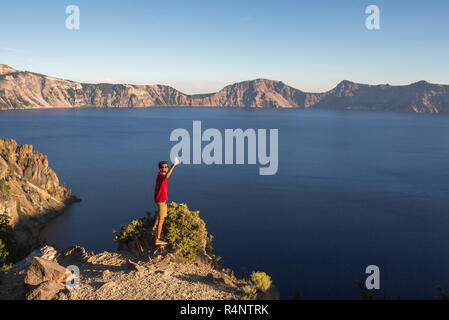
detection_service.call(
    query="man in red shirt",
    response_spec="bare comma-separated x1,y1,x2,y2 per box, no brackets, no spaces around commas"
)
152,158,179,245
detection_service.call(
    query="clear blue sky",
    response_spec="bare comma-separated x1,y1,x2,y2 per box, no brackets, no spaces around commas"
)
1,0,448,94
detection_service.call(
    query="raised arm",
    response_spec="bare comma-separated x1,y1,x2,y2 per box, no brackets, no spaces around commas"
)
165,157,180,179
165,163,176,179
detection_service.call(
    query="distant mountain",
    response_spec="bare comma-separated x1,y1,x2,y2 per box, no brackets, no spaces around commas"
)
1,64,448,113
311,80,449,113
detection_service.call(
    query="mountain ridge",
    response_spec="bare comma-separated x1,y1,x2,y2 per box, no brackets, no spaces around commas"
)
1,64,448,113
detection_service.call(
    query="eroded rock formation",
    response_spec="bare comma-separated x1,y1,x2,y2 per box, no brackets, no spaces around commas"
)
0,138,78,245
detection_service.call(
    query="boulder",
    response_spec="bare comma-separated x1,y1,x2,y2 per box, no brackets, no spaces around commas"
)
10,245,58,273
26,281,65,300
40,246,58,261
61,245,91,263
24,256,70,286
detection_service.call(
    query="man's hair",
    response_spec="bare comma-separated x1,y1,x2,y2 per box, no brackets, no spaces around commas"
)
158,161,168,169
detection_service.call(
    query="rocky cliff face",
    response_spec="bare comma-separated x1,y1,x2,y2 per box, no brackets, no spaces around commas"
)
191,79,309,108
310,80,449,113
0,138,77,245
0,64,16,76
0,65,191,109
1,64,448,112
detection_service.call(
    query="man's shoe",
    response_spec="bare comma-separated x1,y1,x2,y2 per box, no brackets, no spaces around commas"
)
155,239,168,245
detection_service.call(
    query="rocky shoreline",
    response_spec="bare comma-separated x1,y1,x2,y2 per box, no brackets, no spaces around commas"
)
0,138,80,254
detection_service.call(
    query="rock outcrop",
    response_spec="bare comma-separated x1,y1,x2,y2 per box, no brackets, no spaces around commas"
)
0,138,79,246
0,64,448,112
0,206,278,300
26,281,65,300
24,256,70,286
0,245,250,300
0,64,16,76
0,245,70,300
0,203,279,300
9,245,58,272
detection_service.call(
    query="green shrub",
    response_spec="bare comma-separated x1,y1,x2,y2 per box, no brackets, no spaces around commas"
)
205,234,221,266
251,271,272,291
164,202,206,262
0,214,30,265
0,215,14,247
114,215,151,243
114,203,217,264
241,271,273,300
241,284,258,300
0,239,12,274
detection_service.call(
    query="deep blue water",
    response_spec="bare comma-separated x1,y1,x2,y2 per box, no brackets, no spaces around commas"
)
1,107,449,299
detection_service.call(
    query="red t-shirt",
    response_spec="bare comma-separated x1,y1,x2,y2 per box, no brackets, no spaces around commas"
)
154,172,168,203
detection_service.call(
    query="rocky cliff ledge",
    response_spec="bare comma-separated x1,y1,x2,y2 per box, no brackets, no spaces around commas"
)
0,138,79,246
0,245,249,300
0,202,279,300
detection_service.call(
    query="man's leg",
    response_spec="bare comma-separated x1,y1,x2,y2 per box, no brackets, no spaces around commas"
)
152,215,159,233
156,215,165,240
155,202,167,243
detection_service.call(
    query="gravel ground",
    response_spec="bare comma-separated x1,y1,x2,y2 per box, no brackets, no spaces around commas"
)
0,249,245,300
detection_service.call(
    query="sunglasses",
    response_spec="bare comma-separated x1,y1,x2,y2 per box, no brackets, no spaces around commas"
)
161,166,168,168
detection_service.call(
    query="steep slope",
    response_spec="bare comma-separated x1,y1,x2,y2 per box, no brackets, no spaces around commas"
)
1,64,449,112
0,139,78,245
0,64,17,75
0,71,191,109
191,79,308,108
79,83,191,107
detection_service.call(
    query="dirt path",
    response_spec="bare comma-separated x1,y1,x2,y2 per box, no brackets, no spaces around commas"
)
60,251,244,300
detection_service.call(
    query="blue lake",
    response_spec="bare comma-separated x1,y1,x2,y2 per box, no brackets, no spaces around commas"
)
1,107,449,299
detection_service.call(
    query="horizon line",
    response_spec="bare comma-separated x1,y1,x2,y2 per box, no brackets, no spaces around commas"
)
1,63,447,96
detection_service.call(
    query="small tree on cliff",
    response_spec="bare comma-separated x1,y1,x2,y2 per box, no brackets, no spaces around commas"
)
0,239,12,273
